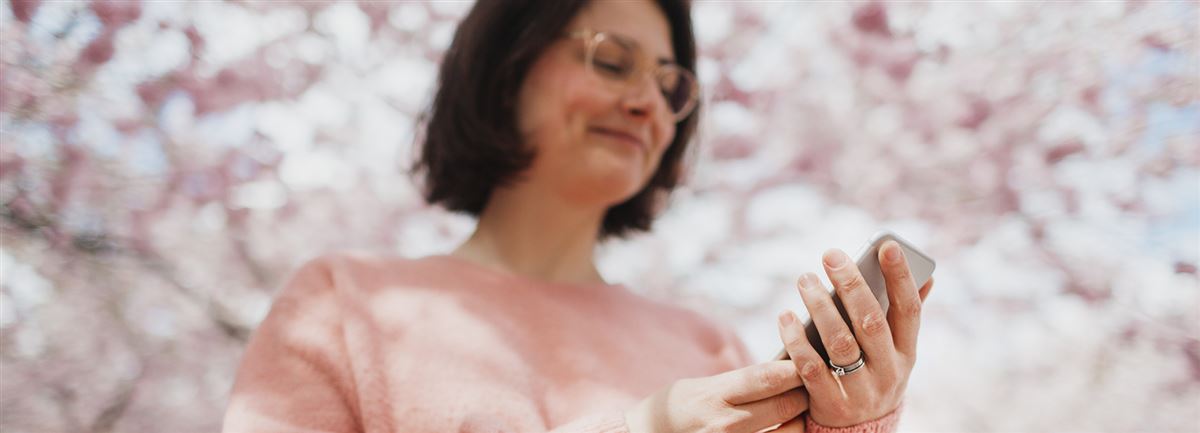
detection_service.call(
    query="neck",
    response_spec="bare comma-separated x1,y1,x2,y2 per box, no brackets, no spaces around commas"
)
449,183,609,286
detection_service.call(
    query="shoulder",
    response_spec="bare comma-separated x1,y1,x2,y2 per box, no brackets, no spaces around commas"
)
287,249,420,278
284,251,502,298
266,251,464,319
277,250,449,293
261,251,470,334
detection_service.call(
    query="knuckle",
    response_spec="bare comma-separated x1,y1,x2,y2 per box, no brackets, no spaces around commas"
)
810,299,838,317
897,298,923,316
831,333,859,357
773,397,793,420
775,392,803,420
888,260,913,279
799,360,823,381
783,331,807,349
751,367,784,391
834,272,865,290
861,312,887,337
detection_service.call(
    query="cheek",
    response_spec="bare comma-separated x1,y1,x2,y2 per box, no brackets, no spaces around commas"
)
659,121,676,149
517,65,607,150
515,69,559,140
653,120,676,159
561,78,617,129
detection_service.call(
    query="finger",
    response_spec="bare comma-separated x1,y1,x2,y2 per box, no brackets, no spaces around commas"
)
718,360,805,405
919,277,934,302
795,273,857,366
822,249,897,367
729,387,809,431
878,241,923,357
777,310,843,405
772,415,807,433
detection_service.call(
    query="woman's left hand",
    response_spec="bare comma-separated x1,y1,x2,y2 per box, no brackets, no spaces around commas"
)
777,240,934,428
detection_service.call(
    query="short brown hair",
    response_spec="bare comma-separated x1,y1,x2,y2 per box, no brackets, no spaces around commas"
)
410,0,698,241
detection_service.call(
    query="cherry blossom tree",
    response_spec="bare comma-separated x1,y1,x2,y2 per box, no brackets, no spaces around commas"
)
1,1,1196,431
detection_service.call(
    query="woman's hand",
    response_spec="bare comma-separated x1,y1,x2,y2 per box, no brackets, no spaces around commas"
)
624,360,811,433
778,240,934,428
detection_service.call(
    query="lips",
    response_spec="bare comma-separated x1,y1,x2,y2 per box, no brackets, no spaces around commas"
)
591,127,646,151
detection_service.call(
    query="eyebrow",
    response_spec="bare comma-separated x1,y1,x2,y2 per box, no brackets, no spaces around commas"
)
604,29,677,65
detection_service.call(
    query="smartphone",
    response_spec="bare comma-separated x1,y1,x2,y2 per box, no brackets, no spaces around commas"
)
774,231,935,361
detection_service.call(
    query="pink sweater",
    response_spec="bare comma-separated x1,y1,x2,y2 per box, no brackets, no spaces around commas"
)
222,252,901,433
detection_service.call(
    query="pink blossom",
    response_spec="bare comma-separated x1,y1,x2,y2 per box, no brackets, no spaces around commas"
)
8,0,39,23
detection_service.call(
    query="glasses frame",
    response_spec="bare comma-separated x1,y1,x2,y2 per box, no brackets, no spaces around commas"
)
564,29,699,123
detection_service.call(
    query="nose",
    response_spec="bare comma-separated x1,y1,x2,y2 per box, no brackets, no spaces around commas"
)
618,72,666,120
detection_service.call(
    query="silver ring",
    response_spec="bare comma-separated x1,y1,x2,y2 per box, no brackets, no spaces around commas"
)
829,352,865,376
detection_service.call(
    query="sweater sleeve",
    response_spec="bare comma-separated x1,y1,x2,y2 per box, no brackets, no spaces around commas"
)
222,257,361,433
804,403,903,433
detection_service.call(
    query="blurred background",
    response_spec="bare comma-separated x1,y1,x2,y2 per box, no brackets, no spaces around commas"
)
1,0,1197,432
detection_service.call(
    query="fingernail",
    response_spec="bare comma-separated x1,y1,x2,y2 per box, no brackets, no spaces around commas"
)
798,273,820,290
779,311,795,327
884,241,902,264
824,250,848,269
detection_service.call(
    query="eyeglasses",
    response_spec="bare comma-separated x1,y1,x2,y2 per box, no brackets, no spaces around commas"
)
564,29,699,122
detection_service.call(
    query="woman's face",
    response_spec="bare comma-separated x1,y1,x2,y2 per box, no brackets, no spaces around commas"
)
513,0,678,208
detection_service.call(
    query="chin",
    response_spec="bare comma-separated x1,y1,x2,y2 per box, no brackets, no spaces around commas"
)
608,173,652,204
567,169,648,206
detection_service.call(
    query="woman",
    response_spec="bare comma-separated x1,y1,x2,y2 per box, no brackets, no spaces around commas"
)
222,1,934,432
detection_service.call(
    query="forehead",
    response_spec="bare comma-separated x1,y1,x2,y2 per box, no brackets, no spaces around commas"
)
569,0,675,63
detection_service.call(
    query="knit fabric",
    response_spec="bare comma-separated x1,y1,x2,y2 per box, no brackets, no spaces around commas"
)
222,252,901,433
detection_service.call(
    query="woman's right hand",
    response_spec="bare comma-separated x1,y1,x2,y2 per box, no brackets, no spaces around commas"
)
624,360,810,433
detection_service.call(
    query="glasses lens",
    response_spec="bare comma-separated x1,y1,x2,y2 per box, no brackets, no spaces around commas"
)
658,66,697,117
585,33,698,120
591,37,636,80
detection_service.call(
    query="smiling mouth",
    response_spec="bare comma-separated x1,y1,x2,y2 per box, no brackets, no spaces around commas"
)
590,128,645,151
